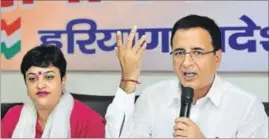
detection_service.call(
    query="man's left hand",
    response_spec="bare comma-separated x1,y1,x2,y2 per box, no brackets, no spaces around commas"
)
173,117,205,138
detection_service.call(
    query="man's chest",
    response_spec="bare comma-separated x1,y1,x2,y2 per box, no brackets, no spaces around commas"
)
150,104,241,138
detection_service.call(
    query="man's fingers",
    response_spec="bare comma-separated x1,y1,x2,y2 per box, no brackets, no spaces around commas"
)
175,117,193,126
173,129,188,137
126,26,137,49
116,31,123,49
132,35,146,53
174,122,189,131
137,42,147,58
115,47,119,57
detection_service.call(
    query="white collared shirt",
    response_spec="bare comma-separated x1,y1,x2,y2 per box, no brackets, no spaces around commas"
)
105,75,268,138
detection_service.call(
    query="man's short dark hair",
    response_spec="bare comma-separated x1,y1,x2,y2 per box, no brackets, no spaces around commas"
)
170,14,221,51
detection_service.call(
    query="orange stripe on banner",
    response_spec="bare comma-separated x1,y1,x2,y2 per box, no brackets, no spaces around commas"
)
1,18,21,36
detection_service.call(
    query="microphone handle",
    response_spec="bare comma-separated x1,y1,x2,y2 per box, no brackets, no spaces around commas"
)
179,101,192,117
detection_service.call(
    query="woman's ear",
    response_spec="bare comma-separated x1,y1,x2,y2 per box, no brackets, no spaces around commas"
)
62,76,67,87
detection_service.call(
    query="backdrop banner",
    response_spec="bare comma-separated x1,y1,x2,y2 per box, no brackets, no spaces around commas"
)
1,1,268,72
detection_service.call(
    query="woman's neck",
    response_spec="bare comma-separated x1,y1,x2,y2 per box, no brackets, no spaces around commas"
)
37,108,53,130
35,97,61,129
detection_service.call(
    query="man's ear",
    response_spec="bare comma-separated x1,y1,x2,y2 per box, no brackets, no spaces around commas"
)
215,49,222,68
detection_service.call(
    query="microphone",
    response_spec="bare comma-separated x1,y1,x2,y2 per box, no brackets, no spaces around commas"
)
179,85,194,118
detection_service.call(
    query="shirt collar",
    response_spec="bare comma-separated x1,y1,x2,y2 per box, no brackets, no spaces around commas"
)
206,74,223,108
167,74,224,108
167,81,181,108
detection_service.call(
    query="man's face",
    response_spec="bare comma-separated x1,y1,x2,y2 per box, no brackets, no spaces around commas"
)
171,27,222,90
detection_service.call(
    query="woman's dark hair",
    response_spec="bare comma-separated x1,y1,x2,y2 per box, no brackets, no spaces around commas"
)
20,45,67,80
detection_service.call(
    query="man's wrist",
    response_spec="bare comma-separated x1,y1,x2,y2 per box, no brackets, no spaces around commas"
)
120,80,137,94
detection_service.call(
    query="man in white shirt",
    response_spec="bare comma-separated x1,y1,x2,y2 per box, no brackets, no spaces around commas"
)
105,14,268,138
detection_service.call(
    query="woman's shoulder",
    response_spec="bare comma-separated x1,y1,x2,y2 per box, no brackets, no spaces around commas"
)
72,99,103,119
3,104,23,119
1,104,23,138
70,99,105,138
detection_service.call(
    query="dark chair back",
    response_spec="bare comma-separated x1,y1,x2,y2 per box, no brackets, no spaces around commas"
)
71,93,114,118
1,103,23,119
1,94,268,119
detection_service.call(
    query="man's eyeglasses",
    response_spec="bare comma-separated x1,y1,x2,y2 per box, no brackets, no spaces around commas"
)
169,49,217,60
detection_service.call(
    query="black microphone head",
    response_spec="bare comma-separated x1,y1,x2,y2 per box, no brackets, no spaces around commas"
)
181,85,194,99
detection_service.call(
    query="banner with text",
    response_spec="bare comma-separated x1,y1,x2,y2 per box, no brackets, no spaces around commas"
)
1,1,268,72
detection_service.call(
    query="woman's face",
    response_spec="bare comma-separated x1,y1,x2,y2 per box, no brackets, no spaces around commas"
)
25,65,66,110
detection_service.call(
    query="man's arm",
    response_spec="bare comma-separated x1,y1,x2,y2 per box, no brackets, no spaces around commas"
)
236,97,268,138
105,26,149,138
105,87,136,138
105,87,153,138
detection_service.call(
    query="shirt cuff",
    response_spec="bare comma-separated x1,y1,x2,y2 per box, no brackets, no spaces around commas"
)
112,87,136,113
